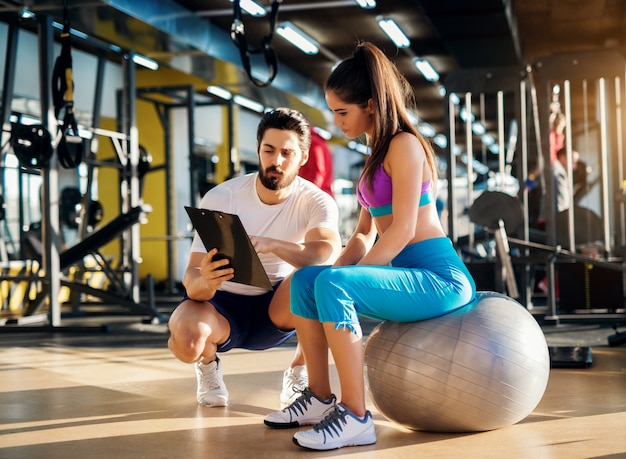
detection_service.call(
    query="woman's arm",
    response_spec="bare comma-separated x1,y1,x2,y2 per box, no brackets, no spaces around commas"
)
334,207,377,266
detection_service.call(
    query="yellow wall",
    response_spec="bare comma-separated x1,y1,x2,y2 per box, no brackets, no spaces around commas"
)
94,67,205,282
92,117,121,260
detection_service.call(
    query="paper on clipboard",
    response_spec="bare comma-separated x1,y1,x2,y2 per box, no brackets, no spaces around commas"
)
185,206,272,290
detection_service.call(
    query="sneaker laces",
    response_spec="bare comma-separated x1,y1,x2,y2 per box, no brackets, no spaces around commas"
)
285,384,306,401
199,360,223,390
284,369,307,397
313,405,348,436
284,387,317,416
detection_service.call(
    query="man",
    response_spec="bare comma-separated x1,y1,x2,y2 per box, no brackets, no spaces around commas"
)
168,108,341,408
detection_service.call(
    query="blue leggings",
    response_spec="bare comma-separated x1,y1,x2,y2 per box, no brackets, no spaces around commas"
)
290,237,476,332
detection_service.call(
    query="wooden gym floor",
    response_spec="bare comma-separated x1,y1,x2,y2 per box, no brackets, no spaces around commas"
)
0,312,625,459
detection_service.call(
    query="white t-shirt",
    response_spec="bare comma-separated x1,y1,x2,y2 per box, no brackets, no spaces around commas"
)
190,172,339,295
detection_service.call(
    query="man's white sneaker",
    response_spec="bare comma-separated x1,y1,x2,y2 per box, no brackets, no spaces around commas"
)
195,357,229,407
264,388,336,429
279,365,308,408
292,403,376,451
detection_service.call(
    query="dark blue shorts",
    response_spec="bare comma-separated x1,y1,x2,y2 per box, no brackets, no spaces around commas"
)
179,283,295,353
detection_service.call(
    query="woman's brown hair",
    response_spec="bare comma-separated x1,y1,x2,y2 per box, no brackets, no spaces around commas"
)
325,42,437,192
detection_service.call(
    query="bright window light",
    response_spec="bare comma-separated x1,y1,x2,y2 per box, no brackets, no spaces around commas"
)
348,141,370,155
471,122,486,136
132,54,159,70
233,95,264,113
11,114,40,125
376,17,410,48
460,107,475,123
52,21,88,40
413,58,439,82
481,134,496,146
207,85,232,100
355,0,376,8
20,8,35,19
229,0,266,17
472,158,490,175
313,126,332,140
433,134,447,148
418,123,436,137
276,22,319,55
77,127,93,139
406,111,419,126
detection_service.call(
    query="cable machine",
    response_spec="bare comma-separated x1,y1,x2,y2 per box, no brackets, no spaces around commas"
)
0,12,164,328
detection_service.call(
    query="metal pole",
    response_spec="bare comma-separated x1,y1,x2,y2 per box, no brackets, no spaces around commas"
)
78,53,106,240
38,15,61,326
0,19,18,127
465,92,474,251
126,53,140,304
520,79,533,308
497,91,505,189
598,78,612,256
563,80,575,251
520,81,529,242
615,76,625,248
446,94,458,244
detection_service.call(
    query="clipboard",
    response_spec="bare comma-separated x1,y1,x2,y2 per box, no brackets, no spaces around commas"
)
185,206,273,290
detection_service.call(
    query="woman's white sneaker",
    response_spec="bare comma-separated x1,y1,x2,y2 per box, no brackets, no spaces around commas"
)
292,403,376,451
264,388,336,429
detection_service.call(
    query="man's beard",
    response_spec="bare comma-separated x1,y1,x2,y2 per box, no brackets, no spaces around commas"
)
259,166,298,190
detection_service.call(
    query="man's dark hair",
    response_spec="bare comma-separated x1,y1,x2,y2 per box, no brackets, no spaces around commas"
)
256,107,311,153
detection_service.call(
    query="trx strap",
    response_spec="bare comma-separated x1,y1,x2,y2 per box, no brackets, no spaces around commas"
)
51,0,83,168
230,0,281,88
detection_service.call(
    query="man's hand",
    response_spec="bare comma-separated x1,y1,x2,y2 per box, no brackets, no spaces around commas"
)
196,248,235,290
250,235,275,254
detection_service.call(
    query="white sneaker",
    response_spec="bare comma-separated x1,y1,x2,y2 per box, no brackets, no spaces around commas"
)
264,388,336,429
292,403,376,451
195,357,229,407
279,365,308,408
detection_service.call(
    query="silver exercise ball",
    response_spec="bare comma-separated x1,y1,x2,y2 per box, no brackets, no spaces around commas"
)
364,291,550,432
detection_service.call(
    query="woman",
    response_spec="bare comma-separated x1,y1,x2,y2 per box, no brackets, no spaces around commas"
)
264,42,476,451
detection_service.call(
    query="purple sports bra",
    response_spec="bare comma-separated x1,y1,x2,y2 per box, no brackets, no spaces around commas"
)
357,163,433,217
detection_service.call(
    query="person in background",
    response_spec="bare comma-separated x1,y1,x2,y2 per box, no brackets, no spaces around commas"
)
263,42,476,450
549,108,566,165
553,146,576,213
298,125,334,197
168,108,342,409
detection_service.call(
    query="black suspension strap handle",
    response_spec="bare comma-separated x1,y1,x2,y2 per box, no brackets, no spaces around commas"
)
230,0,281,88
51,0,83,168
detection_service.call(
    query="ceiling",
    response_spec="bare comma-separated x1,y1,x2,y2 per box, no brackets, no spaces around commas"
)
2,0,626,165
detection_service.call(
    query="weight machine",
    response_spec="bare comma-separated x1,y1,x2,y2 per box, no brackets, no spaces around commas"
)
0,13,165,328
442,51,626,345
